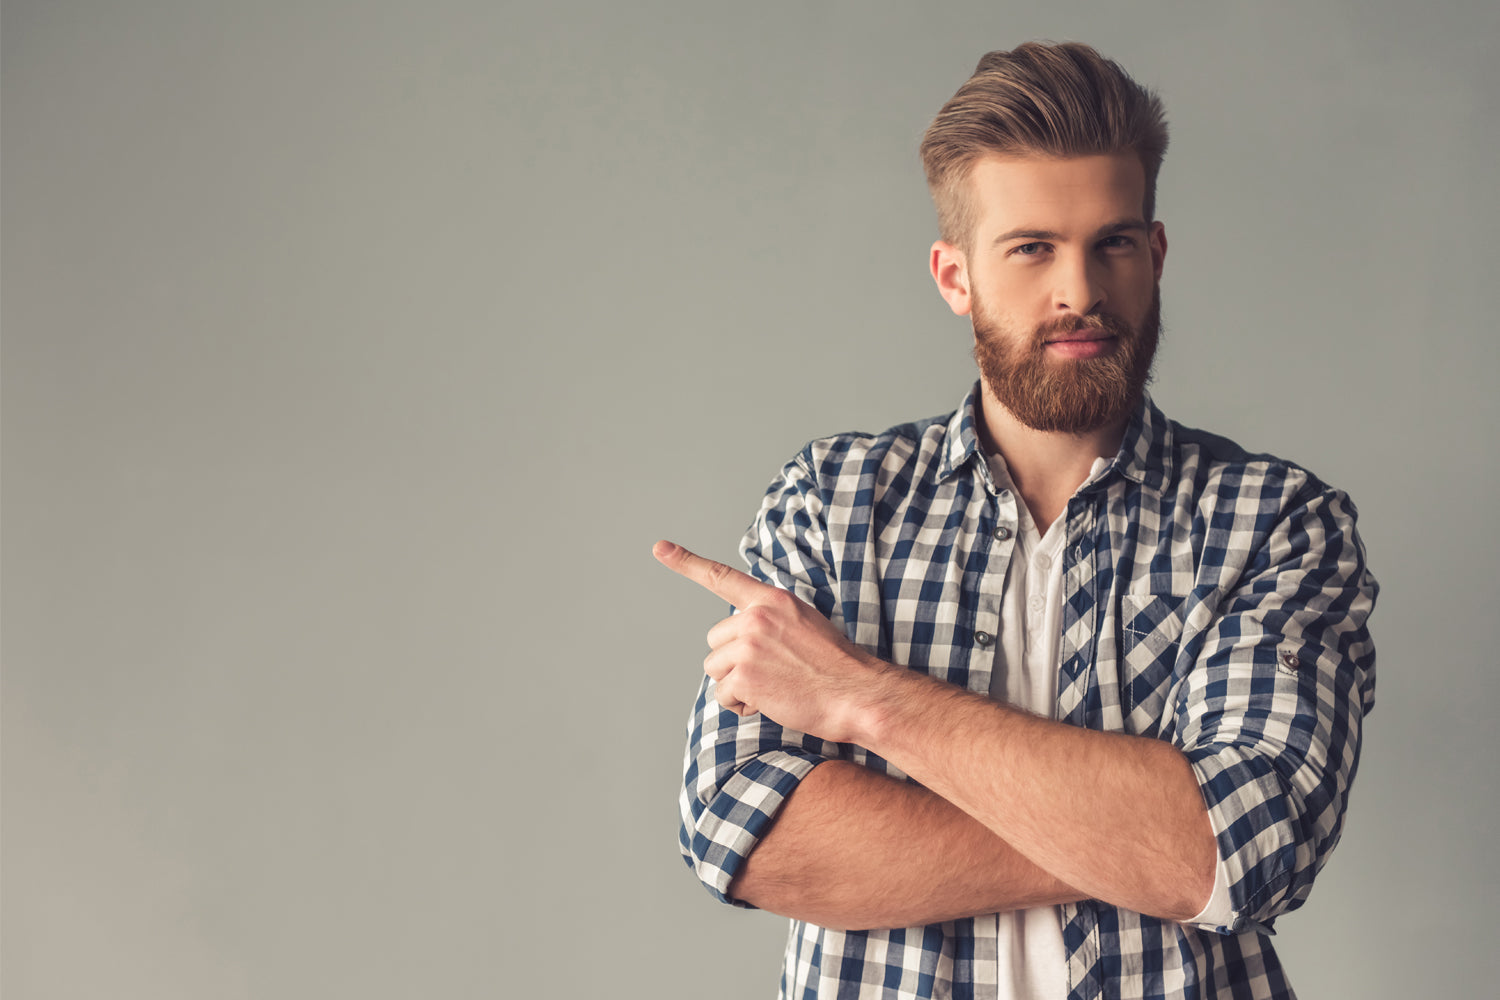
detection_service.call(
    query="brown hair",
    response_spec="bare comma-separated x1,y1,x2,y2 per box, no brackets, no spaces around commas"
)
920,42,1169,249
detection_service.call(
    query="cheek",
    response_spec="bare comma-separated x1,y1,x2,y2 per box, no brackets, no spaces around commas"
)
978,272,1046,318
989,268,1039,298
1107,270,1156,314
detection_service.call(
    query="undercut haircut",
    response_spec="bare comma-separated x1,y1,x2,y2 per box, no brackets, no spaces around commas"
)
920,41,1169,250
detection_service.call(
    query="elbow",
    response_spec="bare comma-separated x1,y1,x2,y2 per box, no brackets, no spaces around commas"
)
1158,849,1218,923
1165,809,1220,922
678,814,749,907
678,748,828,905
1182,743,1349,930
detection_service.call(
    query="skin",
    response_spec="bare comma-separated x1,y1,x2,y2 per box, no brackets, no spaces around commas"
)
720,760,1085,931
932,153,1167,528
658,153,1214,927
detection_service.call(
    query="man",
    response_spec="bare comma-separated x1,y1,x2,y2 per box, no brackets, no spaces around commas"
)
655,41,1376,1000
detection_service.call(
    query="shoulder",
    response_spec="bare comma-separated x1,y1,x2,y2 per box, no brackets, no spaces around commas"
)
764,383,983,497
751,407,967,530
1165,417,1338,513
794,413,948,476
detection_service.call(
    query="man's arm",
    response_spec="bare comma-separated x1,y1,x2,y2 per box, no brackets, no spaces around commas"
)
849,670,1215,920
671,450,1087,928
660,539,1216,922
676,652,1087,927
1169,481,1377,930
730,759,1086,930
664,472,1376,930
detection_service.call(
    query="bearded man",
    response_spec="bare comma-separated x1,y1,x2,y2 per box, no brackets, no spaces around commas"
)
655,41,1376,1000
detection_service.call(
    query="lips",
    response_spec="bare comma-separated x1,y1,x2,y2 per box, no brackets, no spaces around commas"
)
1044,328,1116,344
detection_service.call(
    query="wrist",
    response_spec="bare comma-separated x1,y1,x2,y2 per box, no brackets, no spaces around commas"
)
842,659,926,750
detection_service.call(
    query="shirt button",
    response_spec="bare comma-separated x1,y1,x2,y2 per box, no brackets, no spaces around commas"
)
994,526,1012,541
974,630,993,647
1034,554,1050,570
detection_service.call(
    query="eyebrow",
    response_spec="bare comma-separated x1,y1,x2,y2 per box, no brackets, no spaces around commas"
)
990,219,1148,248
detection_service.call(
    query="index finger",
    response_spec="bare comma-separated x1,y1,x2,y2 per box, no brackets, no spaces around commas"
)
653,540,770,608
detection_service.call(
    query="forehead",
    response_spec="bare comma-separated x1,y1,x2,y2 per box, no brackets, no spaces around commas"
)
964,153,1147,238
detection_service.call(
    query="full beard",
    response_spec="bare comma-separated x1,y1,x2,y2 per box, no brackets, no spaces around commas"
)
972,286,1162,435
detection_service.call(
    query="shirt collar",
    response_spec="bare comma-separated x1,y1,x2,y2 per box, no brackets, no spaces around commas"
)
937,383,987,484
1106,391,1173,494
937,382,1174,493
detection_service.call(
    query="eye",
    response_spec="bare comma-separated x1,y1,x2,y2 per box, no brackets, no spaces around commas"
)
1011,242,1049,257
1098,234,1137,252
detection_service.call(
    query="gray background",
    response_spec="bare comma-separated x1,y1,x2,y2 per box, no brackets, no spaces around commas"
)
5,1,1496,997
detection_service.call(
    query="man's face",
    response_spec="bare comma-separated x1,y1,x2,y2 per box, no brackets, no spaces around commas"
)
946,153,1167,434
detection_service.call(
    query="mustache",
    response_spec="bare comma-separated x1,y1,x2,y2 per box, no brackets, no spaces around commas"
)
1034,312,1134,342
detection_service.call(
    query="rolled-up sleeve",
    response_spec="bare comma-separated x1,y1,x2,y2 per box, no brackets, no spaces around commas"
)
1173,482,1377,934
677,452,847,905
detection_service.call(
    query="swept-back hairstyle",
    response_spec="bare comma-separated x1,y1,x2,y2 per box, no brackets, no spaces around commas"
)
920,42,1169,249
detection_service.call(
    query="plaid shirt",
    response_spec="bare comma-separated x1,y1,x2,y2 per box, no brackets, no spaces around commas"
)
678,384,1377,1000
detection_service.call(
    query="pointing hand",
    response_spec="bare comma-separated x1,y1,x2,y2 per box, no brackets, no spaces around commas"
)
653,540,886,743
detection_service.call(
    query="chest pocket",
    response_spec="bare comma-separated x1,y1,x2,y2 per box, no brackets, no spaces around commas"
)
1118,593,1187,736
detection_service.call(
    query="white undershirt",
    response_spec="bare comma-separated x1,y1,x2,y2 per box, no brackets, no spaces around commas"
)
981,453,1231,999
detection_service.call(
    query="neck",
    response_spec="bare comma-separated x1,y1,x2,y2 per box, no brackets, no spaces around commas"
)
976,380,1128,532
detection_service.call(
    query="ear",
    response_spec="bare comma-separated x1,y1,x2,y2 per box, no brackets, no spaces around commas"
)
1149,221,1167,282
930,240,972,317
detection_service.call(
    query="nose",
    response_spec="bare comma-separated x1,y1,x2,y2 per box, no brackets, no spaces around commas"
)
1052,253,1106,315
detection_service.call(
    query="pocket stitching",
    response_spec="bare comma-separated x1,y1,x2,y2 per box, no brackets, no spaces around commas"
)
1119,593,1187,717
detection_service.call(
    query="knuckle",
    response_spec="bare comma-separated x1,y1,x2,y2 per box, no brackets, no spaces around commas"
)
764,588,796,610
713,680,741,710
741,606,771,629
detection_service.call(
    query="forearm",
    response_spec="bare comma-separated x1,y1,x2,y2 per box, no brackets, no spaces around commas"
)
659,541,1216,923
856,670,1216,921
731,759,1086,930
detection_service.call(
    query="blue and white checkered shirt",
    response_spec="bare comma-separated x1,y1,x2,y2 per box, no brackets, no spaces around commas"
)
678,384,1377,1000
